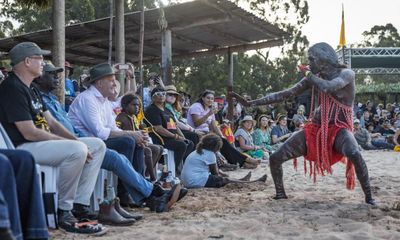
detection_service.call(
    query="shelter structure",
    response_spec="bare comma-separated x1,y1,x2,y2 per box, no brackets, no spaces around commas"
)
0,0,286,78
337,47,400,75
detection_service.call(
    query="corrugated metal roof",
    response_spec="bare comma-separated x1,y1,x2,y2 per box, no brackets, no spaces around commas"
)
0,0,287,65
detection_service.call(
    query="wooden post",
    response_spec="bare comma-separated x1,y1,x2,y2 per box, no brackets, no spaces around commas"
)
115,0,125,94
227,48,234,121
161,29,172,85
108,0,114,64
52,0,65,105
138,0,145,98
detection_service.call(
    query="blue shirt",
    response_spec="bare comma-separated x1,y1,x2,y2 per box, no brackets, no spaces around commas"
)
39,90,83,137
181,149,216,188
143,87,152,111
65,78,76,98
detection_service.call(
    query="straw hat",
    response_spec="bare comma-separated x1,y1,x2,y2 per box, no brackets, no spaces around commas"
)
164,85,180,95
239,115,257,126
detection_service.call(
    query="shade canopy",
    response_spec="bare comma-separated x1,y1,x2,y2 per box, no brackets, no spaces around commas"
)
0,0,287,66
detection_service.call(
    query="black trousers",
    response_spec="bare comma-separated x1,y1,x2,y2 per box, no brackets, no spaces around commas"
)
181,130,200,146
153,137,194,174
220,138,246,167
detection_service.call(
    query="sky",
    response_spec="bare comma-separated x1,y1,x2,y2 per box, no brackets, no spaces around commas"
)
302,0,400,47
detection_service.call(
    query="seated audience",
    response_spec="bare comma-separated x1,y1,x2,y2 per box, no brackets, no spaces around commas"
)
181,133,267,188
35,63,185,217
116,93,164,182
0,148,48,239
187,90,260,169
271,114,292,147
68,63,147,206
164,85,201,146
252,115,273,153
0,42,108,234
144,87,194,175
234,115,268,160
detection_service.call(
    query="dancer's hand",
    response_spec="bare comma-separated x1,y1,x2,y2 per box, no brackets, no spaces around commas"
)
229,91,250,107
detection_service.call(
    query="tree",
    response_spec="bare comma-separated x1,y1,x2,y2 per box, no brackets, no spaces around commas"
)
355,24,400,105
360,23,400,47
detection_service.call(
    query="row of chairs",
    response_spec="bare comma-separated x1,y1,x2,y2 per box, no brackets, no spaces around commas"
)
0,125,177,229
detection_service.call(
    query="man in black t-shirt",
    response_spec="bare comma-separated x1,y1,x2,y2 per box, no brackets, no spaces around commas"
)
145,87,194,175
0,42,106,234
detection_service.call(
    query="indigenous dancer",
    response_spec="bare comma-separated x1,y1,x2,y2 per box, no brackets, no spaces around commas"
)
231,42,375,205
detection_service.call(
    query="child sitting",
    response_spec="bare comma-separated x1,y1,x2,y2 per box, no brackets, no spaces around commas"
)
116,93,164,181
181,133,267,188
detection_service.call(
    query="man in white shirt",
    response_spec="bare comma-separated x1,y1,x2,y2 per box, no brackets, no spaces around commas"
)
68,63,147,204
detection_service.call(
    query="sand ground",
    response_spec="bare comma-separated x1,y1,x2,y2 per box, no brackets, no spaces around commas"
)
51,150,400,240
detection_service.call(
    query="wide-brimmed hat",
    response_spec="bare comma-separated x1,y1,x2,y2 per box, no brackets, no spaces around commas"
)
239,115,257,126
65,61,74,76
84,63,116,85
275,113,287,122
164,85,180,95
9,42,50,66
43,62,63,73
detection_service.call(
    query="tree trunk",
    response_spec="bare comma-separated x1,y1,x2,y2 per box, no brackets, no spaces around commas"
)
52,0,65,105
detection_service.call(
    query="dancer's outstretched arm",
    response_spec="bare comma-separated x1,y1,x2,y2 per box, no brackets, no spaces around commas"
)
231,78,309,107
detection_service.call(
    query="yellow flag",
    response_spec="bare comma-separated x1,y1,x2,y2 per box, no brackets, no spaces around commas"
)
339,4,346,47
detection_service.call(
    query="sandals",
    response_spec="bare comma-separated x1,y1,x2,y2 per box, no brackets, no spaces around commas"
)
60,220,107,236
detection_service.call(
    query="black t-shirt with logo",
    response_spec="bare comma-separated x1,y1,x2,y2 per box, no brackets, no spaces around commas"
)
144,103,178,143
0,73,49,146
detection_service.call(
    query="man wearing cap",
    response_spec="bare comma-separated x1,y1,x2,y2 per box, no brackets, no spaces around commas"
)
68,63,148,205
0,42,106,234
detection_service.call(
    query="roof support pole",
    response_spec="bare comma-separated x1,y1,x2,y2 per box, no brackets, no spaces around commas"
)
226,48,234,121
138,0,145,99
52,0,65,105
161,29,172,85
115,0,125,94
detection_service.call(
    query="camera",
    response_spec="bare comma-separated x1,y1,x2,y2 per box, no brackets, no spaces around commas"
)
117,64,129,70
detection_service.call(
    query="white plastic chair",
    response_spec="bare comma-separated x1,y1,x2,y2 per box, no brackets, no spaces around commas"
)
165,149,176,178
90,169,118,211
37,165,59,228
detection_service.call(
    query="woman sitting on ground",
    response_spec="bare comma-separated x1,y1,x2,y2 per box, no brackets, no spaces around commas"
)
234,115,268,160
164,85,202,146
187,90,260,169
271,114,292,148
116,93,164,182
181,133,267,188
252,114,274,153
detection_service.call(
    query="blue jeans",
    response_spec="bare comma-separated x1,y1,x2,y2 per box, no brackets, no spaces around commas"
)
104,137,145,199
371,139,394,150
101,149,153,205
0,149,48,240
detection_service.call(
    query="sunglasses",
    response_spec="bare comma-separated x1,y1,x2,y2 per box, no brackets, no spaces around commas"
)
153,91,166,97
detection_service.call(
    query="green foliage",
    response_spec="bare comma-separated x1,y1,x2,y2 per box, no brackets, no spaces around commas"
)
360,23,400,47
355,24,400,91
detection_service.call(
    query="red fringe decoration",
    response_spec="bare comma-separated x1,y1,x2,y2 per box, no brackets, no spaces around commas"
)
295,88,356,190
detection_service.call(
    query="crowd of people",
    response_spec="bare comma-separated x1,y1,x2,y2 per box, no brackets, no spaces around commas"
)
0,41,399,239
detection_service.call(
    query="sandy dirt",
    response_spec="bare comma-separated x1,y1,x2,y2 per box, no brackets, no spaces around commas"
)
50,150,400,240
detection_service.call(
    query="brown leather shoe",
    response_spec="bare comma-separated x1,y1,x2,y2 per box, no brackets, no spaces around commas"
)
114,198,143,221
98,200,136,226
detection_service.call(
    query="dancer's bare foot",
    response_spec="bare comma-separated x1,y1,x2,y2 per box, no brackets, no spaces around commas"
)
273,193,288,200
257,174,267,182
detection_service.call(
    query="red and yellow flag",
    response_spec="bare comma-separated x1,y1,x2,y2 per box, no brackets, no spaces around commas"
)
339,4,346,47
